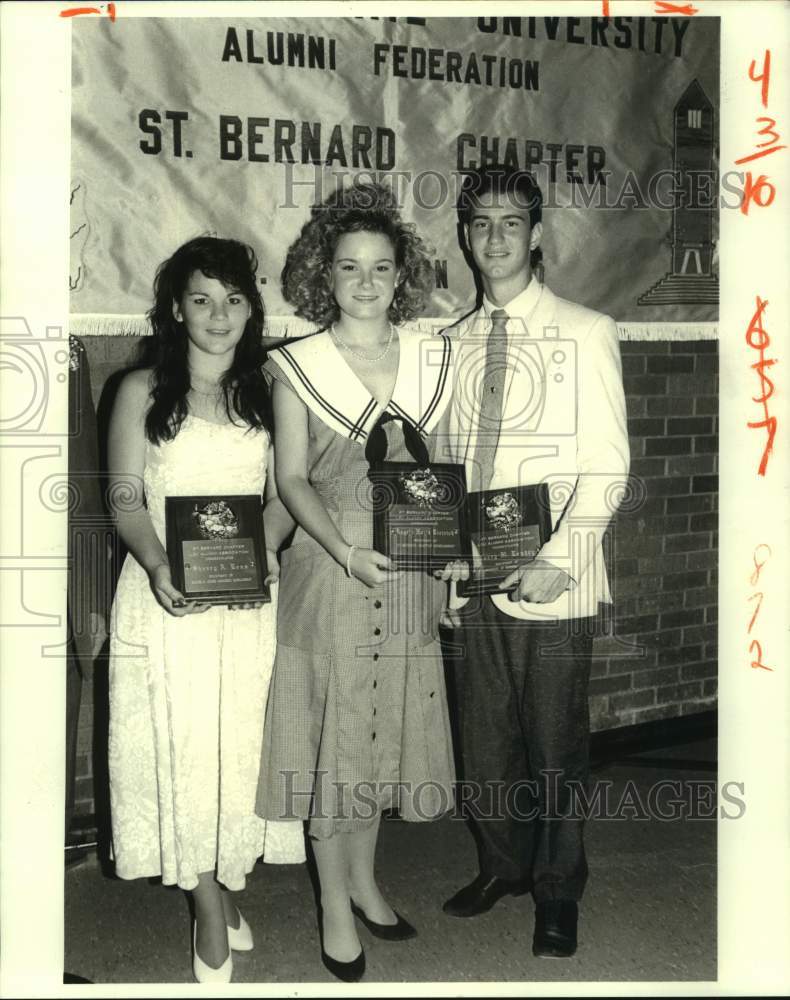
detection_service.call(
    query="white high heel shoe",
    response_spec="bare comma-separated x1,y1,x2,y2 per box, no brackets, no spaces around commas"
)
227,908,254,951
192,922,233,984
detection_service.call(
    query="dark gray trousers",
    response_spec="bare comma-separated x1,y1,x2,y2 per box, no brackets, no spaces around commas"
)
453,598,594,902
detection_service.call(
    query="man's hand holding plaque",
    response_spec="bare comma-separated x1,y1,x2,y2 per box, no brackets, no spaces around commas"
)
502,559,574,604
459,483,554,596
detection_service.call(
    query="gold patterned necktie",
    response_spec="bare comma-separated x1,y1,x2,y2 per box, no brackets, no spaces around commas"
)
471,309,509,493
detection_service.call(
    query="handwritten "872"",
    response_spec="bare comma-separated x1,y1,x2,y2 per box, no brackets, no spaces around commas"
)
747,544,772,672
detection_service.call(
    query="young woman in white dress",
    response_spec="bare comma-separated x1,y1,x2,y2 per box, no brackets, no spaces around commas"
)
107,236,304,983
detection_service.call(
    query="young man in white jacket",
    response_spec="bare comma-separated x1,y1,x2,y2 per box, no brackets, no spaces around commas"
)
441,165,630,958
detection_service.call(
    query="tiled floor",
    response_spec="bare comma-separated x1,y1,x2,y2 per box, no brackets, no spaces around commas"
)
64,738,716,985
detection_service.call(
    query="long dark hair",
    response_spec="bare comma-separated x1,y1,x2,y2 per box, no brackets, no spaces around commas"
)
138,236,270,443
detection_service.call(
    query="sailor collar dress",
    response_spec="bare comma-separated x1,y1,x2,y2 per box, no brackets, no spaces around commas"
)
255,326,458,839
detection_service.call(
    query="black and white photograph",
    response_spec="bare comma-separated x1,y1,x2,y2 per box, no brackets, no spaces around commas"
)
0,1,787,996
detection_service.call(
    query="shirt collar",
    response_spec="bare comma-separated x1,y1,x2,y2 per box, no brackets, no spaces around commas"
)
482,277,542,324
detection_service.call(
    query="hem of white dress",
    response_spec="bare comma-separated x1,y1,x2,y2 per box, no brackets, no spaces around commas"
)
111,864,254,893
113,844,306,891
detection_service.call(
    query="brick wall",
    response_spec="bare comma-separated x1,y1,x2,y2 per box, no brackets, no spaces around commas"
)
73,741,95,826
69,335,718,824
589,340,718,729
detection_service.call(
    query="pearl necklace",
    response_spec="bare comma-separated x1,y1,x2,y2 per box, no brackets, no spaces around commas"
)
330,323,395,364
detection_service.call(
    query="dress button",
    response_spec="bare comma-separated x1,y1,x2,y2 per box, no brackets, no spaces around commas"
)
373,653,379,661
374,600,382,609
374,627,381,636
373,708,377,716
372,732,377,741
429,691,435,698
373,680,377,689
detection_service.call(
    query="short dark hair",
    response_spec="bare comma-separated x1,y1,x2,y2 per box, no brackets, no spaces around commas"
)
457,166,543,229
281,181,434,328
457,166,544,272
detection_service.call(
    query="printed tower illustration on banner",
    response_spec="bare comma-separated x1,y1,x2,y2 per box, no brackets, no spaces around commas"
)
639,80,719,306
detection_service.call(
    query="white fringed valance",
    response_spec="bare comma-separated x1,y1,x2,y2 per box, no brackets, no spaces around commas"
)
68,314,718,342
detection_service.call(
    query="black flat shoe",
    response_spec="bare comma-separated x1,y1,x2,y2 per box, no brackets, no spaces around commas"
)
320,946,366,983
443,873,530,918
351,902,418,941
532,900,578,958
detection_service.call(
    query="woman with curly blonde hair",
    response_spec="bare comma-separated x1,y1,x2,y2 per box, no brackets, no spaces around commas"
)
281,183,434,328
256,182,462,981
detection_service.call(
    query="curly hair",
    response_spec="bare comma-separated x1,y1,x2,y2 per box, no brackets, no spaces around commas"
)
137,235,271,444
281,182,434,327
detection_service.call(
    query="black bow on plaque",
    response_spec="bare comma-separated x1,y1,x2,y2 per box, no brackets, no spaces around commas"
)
364,411,430,470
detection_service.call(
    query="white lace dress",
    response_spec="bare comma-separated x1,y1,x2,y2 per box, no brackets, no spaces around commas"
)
108,415,305,891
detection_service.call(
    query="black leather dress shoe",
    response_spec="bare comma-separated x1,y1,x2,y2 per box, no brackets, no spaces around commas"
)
532,900,578,958
442,874,530,918
351,903,418,941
